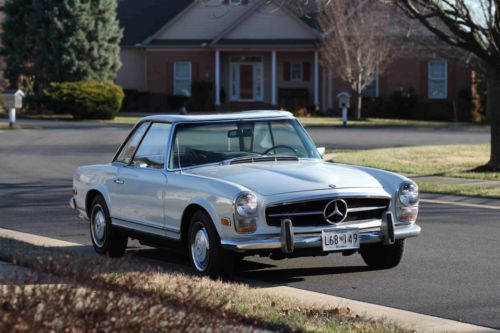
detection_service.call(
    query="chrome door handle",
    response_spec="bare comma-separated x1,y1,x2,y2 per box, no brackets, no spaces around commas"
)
114,178,125,185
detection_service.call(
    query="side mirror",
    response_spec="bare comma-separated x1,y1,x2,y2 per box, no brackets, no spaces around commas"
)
317,147,325,158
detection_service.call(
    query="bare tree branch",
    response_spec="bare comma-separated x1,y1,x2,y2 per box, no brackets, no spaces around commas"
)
318,0,400,119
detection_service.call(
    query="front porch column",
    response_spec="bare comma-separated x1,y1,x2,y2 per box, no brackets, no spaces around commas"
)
215,49,221,106
272,50,277,105
314,51,319,106
327,69,333,110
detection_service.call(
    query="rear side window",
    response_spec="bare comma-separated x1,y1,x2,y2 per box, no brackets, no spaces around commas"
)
132,123,172,169
115,122,150,164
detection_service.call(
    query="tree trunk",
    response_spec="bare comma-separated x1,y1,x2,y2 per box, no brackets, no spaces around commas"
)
356,93,362,120
487,70,500,169
355,79,362,120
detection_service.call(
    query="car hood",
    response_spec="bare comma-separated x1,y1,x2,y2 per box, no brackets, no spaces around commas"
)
185,160,383,196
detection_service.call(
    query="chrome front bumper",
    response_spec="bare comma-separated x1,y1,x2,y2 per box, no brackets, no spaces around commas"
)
221,212,421,253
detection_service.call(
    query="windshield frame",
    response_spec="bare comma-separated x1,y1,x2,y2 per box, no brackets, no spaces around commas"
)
166,117,320,171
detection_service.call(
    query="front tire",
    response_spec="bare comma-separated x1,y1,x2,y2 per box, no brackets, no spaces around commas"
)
89,196,128,257
360,240,405,269
188,210,235,278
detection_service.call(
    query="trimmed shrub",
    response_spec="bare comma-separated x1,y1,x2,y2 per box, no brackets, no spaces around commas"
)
44,81,125,120
187,80,214,111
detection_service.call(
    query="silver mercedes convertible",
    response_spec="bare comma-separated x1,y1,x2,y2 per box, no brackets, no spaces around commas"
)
70,111,421,277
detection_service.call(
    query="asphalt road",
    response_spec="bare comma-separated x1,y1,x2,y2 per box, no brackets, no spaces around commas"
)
0,119,498,329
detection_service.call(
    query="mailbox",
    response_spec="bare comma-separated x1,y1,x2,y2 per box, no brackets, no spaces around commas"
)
2,89,24,109
336,92,351,109
2,89,24,128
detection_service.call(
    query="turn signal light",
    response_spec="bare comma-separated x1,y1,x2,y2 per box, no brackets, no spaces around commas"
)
221,218,231,226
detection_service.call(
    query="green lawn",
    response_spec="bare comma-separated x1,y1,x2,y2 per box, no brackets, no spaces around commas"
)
297,117,480,128
330,144,498,180
8,112,487,129
112,115,483,128
329,144,500,199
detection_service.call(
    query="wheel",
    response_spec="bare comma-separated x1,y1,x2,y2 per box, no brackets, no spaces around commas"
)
360,240,405,269
188,210,235,278
89,195,128,257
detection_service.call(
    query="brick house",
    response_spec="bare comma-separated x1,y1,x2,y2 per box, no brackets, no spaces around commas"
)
116,0,471,119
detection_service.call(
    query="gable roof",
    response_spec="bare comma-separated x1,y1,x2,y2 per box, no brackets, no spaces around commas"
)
118,0,320,47
117,0,192,46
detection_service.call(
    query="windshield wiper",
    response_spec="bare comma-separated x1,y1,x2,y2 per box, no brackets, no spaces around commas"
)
221,154,299,165
220,154,263,165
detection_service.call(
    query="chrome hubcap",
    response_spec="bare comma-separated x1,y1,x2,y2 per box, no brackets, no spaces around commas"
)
91,206,106,247
191,226,210,272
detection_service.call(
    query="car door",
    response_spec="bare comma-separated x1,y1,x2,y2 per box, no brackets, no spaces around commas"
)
110,122,173,237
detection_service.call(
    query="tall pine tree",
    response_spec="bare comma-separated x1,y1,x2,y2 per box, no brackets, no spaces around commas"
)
1,0,122,100
1,0,36,90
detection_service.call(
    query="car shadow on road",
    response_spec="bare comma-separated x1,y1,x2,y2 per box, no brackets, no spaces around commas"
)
238,261,371,284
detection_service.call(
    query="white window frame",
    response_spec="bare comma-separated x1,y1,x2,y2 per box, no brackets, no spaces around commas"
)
173,61,192,97
428,59,448,100
362,73,379,98
290,62,303,81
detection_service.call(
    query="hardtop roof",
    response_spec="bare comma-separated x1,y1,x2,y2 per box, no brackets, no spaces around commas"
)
142,110,294,123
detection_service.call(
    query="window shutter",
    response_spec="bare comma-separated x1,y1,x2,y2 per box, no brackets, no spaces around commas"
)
192,62,199,81
166,62,173,95
448,62,455,100
303,62,311,81
421,60,428,99
283,62,291,81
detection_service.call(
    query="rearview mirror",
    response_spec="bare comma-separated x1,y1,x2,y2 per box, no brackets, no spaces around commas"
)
227,129,253,138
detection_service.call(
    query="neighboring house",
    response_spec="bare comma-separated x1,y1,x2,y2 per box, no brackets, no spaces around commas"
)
116,0,471,119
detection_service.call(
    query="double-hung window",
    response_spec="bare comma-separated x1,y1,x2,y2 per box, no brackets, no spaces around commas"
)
174,62,192,96
362,74,379,98
291,62,303,81
428,60,447,99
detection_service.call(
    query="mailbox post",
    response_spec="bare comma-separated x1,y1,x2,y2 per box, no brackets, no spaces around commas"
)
2,89,24,128
336,92,351,127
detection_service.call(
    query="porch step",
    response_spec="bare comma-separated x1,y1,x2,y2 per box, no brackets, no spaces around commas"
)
215,102,280,112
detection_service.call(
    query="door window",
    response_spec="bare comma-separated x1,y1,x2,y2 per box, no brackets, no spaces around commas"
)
115,122,150,164
132,123,172,169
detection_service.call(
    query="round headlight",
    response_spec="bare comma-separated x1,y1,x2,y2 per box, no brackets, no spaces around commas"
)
235,193,258,217
398,182,419,206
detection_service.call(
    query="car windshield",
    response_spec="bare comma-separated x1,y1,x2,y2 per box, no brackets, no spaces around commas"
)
169,119,320,169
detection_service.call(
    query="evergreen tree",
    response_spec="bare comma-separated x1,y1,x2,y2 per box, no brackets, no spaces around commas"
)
1,0,36,89
1,0,123,100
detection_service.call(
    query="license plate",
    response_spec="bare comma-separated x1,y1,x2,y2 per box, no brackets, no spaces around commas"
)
322,229,360,252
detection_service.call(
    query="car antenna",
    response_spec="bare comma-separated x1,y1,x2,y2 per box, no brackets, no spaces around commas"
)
176,136,182,174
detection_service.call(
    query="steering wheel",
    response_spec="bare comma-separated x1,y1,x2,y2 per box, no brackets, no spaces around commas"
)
263,145,298,155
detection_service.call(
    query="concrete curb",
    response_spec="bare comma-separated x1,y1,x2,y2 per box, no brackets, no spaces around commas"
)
1,227,498,333
247,282,498,333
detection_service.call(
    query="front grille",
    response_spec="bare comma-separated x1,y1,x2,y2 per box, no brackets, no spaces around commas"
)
265,197,390,227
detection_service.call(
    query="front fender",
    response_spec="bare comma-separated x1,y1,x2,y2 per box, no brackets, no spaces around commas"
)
189,198,221,235
88,183,112,208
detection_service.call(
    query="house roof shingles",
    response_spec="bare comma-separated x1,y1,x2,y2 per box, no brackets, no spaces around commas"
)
117,0,192,46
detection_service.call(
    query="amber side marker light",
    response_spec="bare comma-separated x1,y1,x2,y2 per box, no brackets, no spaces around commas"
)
221,218,231,226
